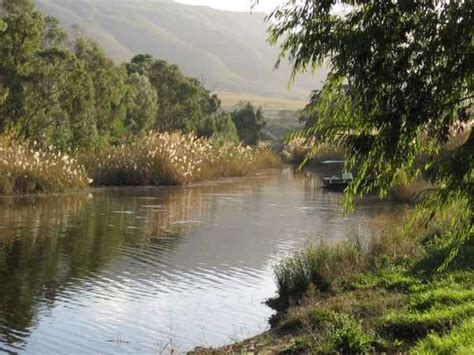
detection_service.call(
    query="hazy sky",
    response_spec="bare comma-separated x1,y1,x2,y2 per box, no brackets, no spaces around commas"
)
175,0,285,13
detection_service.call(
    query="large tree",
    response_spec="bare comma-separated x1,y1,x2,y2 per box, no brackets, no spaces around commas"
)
268,1,473,254
231,102,266,145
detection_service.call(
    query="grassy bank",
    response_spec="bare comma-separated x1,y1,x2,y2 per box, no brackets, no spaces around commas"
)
0,132,280,194
193,200,473,354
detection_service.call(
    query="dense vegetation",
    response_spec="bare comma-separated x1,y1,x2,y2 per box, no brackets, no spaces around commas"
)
0,0,277,194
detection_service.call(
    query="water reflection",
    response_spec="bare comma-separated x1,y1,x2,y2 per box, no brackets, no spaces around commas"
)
0,169,403,353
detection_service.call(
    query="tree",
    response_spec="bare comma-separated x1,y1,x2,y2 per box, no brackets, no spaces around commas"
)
269,1,473,256
231,102,266,145
124,72,158,136
127,54,236,139
74,36,128,145
0,0,44,133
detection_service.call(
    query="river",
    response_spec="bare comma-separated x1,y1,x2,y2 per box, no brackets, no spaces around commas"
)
0,167,403,353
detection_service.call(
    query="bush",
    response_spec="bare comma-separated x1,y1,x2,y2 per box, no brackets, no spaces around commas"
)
0,136,90,194
331,315,373,354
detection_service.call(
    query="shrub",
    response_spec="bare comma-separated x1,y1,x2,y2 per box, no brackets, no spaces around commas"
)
0,136,90,194
331,315,373,354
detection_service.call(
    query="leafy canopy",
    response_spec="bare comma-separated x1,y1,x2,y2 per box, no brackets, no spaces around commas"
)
231,102,267,146
267,1,473,258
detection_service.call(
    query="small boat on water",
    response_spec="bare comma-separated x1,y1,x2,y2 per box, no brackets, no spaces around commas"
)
320,160,353,190
322,172,353,189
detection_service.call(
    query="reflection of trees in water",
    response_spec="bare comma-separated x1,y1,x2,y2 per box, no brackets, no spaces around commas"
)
0,182,265,350
0,195,90,347
0,195,87,245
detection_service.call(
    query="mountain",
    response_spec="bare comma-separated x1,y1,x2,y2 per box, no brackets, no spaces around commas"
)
35,0,324,102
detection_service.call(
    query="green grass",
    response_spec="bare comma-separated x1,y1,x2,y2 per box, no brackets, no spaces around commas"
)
380,302,474,340
412,317,474,354
409,288,474,311
280,309,374,354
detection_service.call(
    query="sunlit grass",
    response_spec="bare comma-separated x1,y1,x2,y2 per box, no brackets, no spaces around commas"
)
79,132,281,186
0,136,90,194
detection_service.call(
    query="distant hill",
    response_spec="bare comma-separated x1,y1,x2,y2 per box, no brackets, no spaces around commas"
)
35,0,324,102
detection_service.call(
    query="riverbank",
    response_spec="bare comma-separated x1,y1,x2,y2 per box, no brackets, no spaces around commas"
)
0,132,280,194
192,199,474,354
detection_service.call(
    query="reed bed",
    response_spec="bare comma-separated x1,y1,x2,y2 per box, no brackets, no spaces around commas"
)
0,136,90,194
0,132,280,194
79,132,281,186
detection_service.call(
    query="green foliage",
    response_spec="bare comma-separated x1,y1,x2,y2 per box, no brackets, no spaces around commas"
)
331,315,373,354
285,335,316,353
74,36,128,145
127,54,237,140
280,308,373,354
348,267,419,292
268,1,473,258
409,288,474,312
231,102,266,145
123,72,158,136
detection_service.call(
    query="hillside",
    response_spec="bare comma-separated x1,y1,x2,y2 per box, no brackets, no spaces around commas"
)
35,0,324,102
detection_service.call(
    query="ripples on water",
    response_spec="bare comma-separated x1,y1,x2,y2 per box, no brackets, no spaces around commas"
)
0,168,403,353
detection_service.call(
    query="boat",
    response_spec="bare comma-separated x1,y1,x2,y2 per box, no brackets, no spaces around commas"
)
322,172,353,190
319,160,353,190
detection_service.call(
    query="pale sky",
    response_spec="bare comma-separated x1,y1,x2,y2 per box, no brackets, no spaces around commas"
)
175,0,285,13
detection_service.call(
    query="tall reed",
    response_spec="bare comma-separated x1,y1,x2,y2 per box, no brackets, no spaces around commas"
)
0,136,90,194
79,132,281,186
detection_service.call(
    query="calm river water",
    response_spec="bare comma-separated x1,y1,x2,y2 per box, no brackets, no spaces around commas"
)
0,168,403,353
